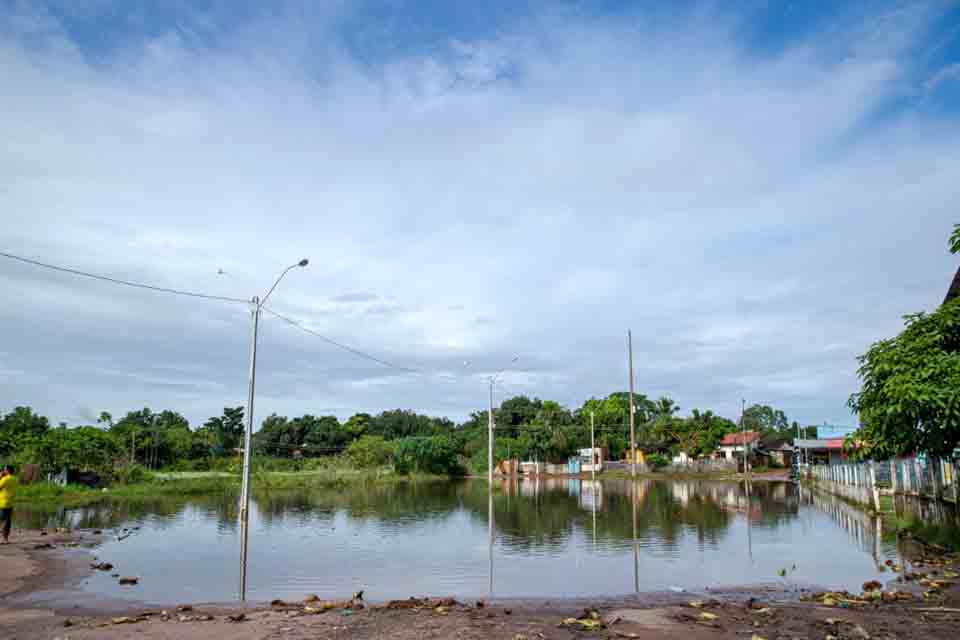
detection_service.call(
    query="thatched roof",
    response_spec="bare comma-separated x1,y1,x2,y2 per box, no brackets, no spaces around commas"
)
945,266,960,305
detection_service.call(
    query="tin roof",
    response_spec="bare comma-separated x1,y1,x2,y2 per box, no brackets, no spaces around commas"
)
795,437,846,450
720,431,762,446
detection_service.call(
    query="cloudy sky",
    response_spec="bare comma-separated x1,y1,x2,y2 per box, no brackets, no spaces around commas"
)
2,0,958,430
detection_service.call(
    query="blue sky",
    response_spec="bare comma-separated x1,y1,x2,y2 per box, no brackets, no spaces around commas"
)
1,0,959,430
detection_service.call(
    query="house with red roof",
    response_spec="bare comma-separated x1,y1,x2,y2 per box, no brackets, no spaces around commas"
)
718,431,762,461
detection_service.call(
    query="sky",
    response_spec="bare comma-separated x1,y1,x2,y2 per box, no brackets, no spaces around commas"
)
2,0,959,431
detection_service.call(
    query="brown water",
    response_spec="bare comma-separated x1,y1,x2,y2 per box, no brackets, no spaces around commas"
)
16,479,902,604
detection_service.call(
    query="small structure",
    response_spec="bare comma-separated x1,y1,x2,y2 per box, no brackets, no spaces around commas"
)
576,447,604,473
759,435,795,467
718,431,761,461
794,438,848,465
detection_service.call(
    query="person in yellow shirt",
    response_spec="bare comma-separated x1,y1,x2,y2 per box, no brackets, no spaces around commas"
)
0,465,17,544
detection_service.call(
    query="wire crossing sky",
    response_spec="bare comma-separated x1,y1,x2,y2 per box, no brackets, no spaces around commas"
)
1,1,959,427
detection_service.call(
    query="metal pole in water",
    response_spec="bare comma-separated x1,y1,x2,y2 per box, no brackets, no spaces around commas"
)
239,295,260,601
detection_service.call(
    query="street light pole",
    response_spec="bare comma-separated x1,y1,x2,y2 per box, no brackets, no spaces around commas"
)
628,330,636,478
238,294,260,601
590,410,596,484
488,377,495,485
238,259,308,601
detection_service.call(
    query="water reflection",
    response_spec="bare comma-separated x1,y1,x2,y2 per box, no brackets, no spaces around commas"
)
13,479,920,603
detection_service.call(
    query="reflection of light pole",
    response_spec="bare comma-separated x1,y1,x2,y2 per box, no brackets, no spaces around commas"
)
488,488,494,598
239,258,309,601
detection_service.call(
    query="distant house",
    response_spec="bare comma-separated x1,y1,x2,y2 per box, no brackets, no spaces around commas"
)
794,438,850,465
718,431,761,461
759,435,795,467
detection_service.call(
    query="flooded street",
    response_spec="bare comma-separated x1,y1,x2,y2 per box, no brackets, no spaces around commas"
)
17,479,903,604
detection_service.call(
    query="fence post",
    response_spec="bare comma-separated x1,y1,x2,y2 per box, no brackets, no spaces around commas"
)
890,459,897,494
870,463,880,511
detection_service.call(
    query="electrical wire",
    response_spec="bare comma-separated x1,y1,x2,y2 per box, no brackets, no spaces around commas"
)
262,306,425,373
0,251,249,304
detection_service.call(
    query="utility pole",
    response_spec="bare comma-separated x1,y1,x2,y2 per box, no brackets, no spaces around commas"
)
740,398,748,478
488,377,495,485
590,410,596,483
238,295,260,601
237,258,308,602
628,330,636,478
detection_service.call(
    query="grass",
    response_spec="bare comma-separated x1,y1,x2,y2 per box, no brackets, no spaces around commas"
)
14,468,450,509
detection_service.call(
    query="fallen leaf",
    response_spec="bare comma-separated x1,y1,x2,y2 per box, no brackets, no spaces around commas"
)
698,612,718,621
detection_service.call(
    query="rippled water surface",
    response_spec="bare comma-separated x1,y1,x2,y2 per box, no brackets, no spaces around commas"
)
17,479,901,604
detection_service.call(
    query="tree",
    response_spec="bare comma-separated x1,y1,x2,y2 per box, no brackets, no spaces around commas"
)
742,404,789,434
394,435,463,475
202,407,245,455
346,435,395,468
849,297,960,458
0,406,50,455
344,413,371,439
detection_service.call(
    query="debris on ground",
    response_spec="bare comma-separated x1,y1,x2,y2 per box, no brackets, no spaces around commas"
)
117,576,138,585
90,562,113,571
226,613,247,622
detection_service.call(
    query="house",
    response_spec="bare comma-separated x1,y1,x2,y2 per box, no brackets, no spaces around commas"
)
794,438,850,465
718,431,761,461
759,435,794,467
576,447,604,473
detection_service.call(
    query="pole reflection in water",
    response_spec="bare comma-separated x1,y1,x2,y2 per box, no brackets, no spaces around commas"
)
632,480,639,594
488,487,494,599
592,481,597,552
746,479,754,565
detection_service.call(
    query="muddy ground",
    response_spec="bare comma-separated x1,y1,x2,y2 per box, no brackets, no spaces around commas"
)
2,527,960,639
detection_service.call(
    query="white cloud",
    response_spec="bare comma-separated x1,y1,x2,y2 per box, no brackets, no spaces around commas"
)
0,3,957,428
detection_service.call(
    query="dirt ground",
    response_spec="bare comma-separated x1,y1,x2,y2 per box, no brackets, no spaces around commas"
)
3,527,960,639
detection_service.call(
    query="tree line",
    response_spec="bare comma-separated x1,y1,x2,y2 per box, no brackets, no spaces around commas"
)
0,393,817,480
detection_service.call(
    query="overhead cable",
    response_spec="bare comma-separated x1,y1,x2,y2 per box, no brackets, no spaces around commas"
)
0,250,249,304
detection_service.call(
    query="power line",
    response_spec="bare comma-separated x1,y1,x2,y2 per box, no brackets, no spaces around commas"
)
0,250,249,304
262,306,428,373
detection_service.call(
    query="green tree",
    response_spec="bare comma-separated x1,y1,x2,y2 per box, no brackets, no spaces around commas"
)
742,404,788,434
849,298,960,458
394,435,463,475
345,413,371,438
0,406,50,455
346,435,395,468
202,407,245,455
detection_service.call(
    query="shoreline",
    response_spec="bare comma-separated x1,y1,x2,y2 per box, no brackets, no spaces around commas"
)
3,527,960,639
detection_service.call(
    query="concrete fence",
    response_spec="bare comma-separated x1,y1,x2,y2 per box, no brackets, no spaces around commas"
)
808,462,881,511
805,456,960,511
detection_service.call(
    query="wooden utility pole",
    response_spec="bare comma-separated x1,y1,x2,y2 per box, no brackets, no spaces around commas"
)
628,330,636,478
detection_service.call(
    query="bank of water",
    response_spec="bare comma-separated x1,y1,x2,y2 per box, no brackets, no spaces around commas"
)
14,479,909,604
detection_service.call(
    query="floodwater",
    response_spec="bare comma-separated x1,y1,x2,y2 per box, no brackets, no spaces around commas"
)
16,479,903,604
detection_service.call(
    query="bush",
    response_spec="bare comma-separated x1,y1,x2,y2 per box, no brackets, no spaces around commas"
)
394,436,463,476
346,436,396,469
646,453,669,470
114,464,153,485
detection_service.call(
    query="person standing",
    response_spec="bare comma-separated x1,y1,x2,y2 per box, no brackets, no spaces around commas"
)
0,465,17,544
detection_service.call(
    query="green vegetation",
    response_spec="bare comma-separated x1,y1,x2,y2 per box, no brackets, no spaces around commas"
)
849,225,960,459
2,388,817,489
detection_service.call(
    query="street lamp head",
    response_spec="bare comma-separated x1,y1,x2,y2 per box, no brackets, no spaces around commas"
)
298,259,309,267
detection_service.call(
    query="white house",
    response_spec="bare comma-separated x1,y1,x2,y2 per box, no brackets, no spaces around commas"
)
718,431,761,460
